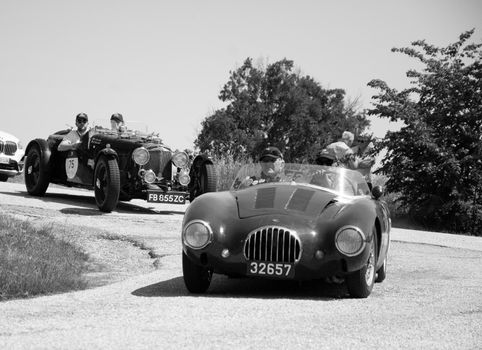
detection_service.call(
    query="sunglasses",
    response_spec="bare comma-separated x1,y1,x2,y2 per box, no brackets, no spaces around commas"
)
76,119,88,124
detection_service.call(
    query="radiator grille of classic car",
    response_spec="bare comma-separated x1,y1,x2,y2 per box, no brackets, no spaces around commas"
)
244,226,301,263
146,148,172,179
0,141,17,155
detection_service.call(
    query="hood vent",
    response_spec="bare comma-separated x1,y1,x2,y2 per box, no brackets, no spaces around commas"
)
255,187,276,209
286,188,315,212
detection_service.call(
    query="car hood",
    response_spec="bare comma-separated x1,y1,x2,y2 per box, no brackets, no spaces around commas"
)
0,130,20,143
235,184,342,219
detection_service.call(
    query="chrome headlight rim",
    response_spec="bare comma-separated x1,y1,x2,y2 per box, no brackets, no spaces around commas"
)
172,151,189,168
335,225,366,257
143,169,157,184
132,147,150,166
178,168,191,186
183,219,213,249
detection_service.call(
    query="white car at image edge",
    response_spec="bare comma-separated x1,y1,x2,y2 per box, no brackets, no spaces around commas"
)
0,130,25,181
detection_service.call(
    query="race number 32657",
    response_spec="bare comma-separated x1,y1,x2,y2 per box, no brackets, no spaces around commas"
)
247,262,294,278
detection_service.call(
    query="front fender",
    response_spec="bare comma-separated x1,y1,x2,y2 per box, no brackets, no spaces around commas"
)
26,139,52,164
190,154,213,173
95,148,118,163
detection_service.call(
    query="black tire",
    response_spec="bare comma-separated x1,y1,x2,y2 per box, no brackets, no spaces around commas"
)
189,162,217,201
346,228,377,298
375,256,387,283
0,174,8,182
94,156,120,212
182,251,212,293
24,145,50,196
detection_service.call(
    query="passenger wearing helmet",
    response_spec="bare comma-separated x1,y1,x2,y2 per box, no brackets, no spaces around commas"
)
316,131,355,167
110,113,126,132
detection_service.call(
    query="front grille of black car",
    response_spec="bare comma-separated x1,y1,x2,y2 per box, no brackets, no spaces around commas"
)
244,226,302,263
0,141,17,155
146,148,172,179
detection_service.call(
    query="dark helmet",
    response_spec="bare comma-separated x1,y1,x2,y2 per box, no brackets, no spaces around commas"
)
315,148,335,166
110,113,124,123
259,146,283,161
75,113,88,122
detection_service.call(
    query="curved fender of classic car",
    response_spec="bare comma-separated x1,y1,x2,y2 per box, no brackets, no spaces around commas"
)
94,147,118,163
26,138,52,163
183,191,238,231
191,154,213,169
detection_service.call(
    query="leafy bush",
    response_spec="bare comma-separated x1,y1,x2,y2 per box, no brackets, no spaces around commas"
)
0,213,88,300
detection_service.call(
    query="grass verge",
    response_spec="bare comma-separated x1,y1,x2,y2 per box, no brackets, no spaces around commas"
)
0,213,89,301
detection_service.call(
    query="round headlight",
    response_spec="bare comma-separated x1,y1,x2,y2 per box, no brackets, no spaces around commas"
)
132,147,150,165
178,169,191,186
143,169,157,183
172,151,189,168
335,226,366,257
183,220,212,249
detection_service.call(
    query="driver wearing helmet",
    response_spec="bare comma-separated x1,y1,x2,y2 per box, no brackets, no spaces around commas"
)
58,113,90,152
257,146,285,183
239,146,285,187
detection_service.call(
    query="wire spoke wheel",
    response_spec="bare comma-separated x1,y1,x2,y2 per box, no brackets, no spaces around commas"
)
346,226,377,298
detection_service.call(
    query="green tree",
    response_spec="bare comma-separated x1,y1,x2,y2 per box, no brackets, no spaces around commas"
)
196,58,369,162
368,29,482,235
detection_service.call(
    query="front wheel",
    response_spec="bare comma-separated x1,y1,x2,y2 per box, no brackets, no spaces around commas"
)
94,156,120,212
375,256,387,283
346,229,377,298
24,145,50,196
0,174,8,182
182,251,212,293
189,161,217,201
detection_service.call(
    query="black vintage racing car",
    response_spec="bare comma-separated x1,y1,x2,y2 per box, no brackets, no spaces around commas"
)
24,122,216,212
182,163,390,298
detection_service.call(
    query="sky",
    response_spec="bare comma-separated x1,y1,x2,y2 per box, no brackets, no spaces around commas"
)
1,0,481,152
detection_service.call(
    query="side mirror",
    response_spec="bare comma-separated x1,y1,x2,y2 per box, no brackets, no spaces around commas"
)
372,185,383,200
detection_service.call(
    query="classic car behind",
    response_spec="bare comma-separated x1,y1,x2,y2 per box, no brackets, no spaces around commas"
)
24,123,216,212
0,130,24,182
182,163,391,298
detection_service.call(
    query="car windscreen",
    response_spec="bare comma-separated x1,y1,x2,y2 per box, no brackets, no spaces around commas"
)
231,163,371,197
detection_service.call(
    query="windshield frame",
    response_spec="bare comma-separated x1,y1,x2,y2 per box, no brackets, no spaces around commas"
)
230,163,371,197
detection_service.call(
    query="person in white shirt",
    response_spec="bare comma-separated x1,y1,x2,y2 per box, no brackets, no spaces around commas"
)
58,113,90,152
316,131,355,166
351,136,375,190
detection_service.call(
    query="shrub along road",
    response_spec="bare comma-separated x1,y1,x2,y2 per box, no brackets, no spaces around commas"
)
0,182,481,349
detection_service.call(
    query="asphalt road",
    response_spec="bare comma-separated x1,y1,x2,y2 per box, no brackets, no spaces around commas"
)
0,181,481,350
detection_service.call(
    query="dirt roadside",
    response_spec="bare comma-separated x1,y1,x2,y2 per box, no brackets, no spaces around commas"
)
0,183,185,289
